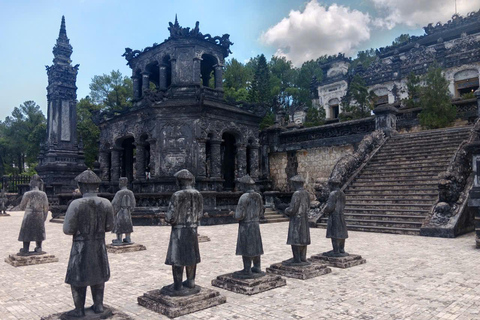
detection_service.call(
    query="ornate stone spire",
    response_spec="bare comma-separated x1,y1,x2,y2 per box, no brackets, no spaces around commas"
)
52,15,73,65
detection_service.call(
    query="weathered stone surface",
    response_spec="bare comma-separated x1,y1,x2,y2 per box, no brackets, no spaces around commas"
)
40,305,132,320
212,272,286,295
198,234,210,242
309,253,366,268
137,285,226,318
5,253,58,267
266,261,331,280
106,243,146,254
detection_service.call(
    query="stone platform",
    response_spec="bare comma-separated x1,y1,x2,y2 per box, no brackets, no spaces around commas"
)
0,212,10,216
309,253,366,268
266,260,331,280
198,234,211,242
41,305,133,320
5,252,59,267
137,285,226,318
212,272,286,295
106,243,146,254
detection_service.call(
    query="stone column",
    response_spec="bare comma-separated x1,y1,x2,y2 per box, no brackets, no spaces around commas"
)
214,64,224,90
147,139,157,178
236,143,247,178
159,65,167,90
193,57,202,85
134,142,145,181
197,139,207,178
210,139,222,178
132,76,141,99
249,145,260,179
141,72,150,96
373,105,398,137
110,147,122,182
98,150,110,181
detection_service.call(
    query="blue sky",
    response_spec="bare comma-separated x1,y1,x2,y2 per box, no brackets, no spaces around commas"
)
0,0,478,120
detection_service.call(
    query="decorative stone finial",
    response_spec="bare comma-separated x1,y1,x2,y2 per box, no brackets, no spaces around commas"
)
52,15,73,65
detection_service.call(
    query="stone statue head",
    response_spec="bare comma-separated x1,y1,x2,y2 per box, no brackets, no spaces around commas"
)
174,169,195,189
119,177,128,189
29,174,43,190
328,178,342,190
75,169,102,195
237,175,255,192
290,175,305,190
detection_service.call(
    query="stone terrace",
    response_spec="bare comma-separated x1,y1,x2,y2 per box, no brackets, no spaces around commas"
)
1,211,480,320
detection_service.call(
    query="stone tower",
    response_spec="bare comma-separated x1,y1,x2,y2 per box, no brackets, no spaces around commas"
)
37,16,86,194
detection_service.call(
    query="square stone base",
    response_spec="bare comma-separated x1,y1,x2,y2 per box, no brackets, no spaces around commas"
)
198,234,210,242
309,254,366,268
266,261,331,280
137,285,226,318
0,213,10,216
212,272,286,295
5,253,59,267
40,305,133,320
106,243,146,254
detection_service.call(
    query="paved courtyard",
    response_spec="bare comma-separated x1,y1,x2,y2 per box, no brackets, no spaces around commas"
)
1,211,480,320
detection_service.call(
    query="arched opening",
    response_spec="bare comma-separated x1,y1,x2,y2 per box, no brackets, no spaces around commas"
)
162,55,172,88
140,134,151,179
454,69,479,98
328,98,340,119
146,62,160,89
120,137,135,184
201,54,217,88
221,132,236,190
205,133,213,178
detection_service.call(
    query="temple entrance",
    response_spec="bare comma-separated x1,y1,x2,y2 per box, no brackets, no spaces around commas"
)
221,133,236,191
121,137,135,184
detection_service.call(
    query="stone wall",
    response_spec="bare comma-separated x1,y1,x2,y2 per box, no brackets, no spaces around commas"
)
269,145,354,195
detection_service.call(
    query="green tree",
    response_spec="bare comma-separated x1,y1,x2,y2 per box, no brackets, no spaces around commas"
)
77,97,101,168
351,49,376,69
294,59,324,108
392,34,410,46
418,65,456,129
303,106,325,128
249,54,271,105
404,72,421,108
89,70,133,113
223,58,253,103
269,56,297,109
259,111,275,130
341,74,375,120
0,101,46,174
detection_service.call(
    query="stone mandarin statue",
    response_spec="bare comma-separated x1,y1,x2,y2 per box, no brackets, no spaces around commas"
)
164,169,204,295
234,175,264,277
18,174,49,255
63,169,114,317
323,179,349,257
285,175,311,264
111,177,136,245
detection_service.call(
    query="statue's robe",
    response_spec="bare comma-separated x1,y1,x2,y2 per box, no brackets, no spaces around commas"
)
286,189,311,246
235,191,264,257
165,189,203,266
325,189,348,239
111,188,135,234
18,189,49,242
63,195,114,287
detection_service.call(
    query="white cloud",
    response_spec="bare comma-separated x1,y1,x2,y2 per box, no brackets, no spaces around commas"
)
371,0,480,29
260,1,371,67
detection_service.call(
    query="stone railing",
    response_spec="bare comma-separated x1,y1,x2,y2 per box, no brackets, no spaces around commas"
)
420,120,480,237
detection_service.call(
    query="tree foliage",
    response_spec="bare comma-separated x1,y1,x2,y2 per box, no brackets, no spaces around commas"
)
223,58,252,103
418,65,456,129
77,97,101,168
0,101,46,175
304,105,325,128
341,74,375,120
249,54,271,105
404,72,421,108
89,70,133,113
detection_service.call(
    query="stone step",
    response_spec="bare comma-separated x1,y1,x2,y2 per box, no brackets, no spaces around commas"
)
349,182,438,189
387,135,469,147
359,171,440,178
346,202,432,210
346,194,437,201
353,178,439,185
342,213,426,222
261,218,289,223
346,218,423,228
344,198,435,205
391,128,470,140
372,153,456,163
355,175,439,183
376,145,459,157
316,223,420,235
364,162,449,171
344,207,429,215
367,158,450,166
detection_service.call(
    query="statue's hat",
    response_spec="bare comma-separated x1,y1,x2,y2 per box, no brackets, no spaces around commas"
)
290,175,305,183
237,175,255,185
75,169,102,184
174,169,194,181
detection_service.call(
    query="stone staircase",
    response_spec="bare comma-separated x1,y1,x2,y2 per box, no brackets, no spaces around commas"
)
317,126,472,235
262,207,289,223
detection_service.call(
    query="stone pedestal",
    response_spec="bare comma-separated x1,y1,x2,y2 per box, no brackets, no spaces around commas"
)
198,234,210,242
40,305,133,320
106,243,146,254
266,260,331,280
137,285,226,318
5,253,59,267
309,254,366,268
0,212,10,216
212,272,286,295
